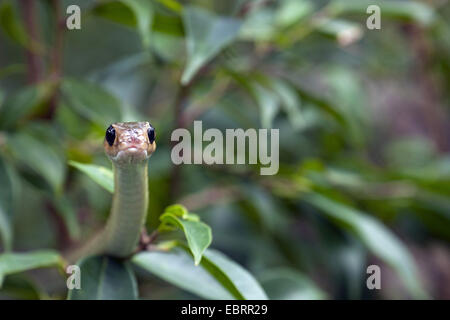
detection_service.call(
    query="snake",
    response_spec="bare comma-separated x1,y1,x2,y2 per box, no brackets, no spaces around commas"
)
68,121,156,262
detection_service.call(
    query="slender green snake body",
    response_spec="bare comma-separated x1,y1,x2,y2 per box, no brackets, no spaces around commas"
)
68,122,156,262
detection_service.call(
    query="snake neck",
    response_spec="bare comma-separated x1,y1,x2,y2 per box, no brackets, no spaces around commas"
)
102,162,149,257
66,161,149,263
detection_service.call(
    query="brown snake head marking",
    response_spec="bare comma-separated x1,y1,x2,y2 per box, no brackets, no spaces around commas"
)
104,122,156,165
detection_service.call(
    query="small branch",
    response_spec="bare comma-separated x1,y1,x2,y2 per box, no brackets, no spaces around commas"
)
49,0,64,81
169,83,192,201
178,185,240,211
44,0,65,119
135,229,159,254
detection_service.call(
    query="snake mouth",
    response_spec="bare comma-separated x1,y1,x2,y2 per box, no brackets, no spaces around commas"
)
111,147,149,164
125,146,139,151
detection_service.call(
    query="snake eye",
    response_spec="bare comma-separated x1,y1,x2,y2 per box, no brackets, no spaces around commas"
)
105,125,116,146
147,125,155,144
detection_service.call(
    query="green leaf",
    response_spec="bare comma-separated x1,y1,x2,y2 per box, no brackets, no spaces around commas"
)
0,250,63,287
153,14,184,37
259,268,327,300
164,204,200,221
275,0,313,28
290,82,348,127
0,2,27,47
0,274,42,300
7,132,65,193
304,193,428,298
329,0,435,26
181,6,242,84
270,79,303,131
120,0,153,48
92,0,184,37
133,247,233,299
239,0,313,42
155,0,182,14
253,83,280,129
0,206,11,252
0,64,26,83
159,205,212,265
61,78,122,127
53,196,81,240
92,1,135,27
0,84,51,130
132,246,268,300
239,8,276,42
202,249,268,300
68,255,138,300
0,158,15,251
69,161,113,194
322,66,368,147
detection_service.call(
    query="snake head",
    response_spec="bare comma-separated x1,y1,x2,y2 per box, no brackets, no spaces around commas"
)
104,122,156,165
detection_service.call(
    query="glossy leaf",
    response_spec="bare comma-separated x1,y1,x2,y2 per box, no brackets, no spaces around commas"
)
54,196,81,240
153,14,184,37
69,161,114,194
133,247,233,299
0,250,63,287
159,205,212,265
0,2,27,47
93,0,184,37
275,0,313,28
132,246,267,300
305,193,427,298
202,249,268,300
259,268,327,300
181,6,242,84
0,274,42,299
291,82,348,127
156,0,182,14
253,83,280,129
92,1,135,27
61,78,122,127
0,207,11,253
227,72,280,129
240,0,313,42
68,255,138,300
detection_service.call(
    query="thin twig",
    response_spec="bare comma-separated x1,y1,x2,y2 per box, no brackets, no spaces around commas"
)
45,0,65,119
178,185,240,211
169,83,192,201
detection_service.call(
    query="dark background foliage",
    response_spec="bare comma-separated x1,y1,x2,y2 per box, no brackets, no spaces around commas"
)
0,0,449,299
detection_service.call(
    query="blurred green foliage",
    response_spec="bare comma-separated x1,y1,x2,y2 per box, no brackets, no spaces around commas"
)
0,0,449,299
